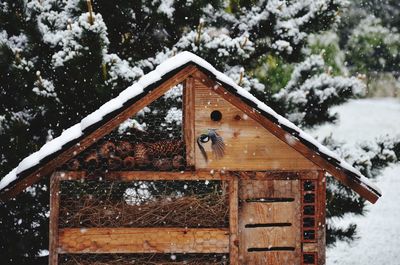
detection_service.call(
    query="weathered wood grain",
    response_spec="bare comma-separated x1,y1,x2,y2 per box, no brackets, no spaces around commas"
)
238,178,301,265
244,251,299,265
317,171,326,265
228,175,239,265
49,173,61,265
183,76,196,166
192,70,379,203
239,179,300,200
56,170,231,181
193,78,319,171
58,227,229,254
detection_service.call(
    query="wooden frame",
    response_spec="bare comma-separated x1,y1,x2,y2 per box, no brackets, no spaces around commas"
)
192,69,378,203
317,171,326,265
1,65,379,203
0,58,377,265
0,65,198,200
51,170,241,261
50,170,326,264
183,76,196,167
56,170,231,181
228,175,239,265
49,172,61,265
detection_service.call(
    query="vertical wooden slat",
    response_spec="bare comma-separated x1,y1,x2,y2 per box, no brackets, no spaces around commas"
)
183,76,196,167
317,171,326,265
229,175,239,265
49,172,61,265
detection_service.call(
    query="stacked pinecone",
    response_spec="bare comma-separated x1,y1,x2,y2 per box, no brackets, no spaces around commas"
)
66,139,185,171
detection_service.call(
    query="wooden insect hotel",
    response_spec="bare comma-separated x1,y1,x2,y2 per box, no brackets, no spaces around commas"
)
0,52,381,265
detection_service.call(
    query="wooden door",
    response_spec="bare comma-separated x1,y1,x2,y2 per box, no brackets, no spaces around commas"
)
238,179,301,265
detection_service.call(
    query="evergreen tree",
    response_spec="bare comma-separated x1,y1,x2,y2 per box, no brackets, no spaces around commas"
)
0,0,399,263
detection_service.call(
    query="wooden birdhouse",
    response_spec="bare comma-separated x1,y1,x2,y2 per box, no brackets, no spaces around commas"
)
0,52,381,265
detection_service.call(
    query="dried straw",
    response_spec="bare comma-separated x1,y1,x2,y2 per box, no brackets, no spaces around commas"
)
59,192,228,228
60,254,227,265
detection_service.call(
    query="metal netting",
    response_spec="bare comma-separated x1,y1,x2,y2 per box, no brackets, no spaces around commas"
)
59,179,229,228
62,84,186,172
59,254,229,265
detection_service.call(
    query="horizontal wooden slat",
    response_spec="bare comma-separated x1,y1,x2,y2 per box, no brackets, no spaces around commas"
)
241,227,297,249
243,251,299,264
303,242,318,252
240,202,297,224
57,170,230,181
239,179,300,200
58,228,229,254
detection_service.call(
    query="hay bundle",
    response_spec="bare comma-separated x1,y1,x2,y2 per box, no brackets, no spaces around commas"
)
59,192,228,228
60,254,227,265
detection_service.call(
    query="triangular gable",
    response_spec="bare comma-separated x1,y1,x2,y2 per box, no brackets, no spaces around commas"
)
0,52,381,203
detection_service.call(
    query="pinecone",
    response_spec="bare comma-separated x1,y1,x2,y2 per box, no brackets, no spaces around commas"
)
147,139,184,157
108,156,122,170
172,155,185,170
116,141,134,158
99,141,116,158
123,156,136,169
153,158,173,171
84,151,99,169
134,143,150,167
67,158,81,170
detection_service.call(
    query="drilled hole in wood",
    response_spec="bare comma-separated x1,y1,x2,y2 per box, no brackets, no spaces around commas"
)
303,217,315,227
244,198,295,203
247,247,295,252
303,180,315,191
303,253,316,264
303,205,315,215
303,230,315,240
210,110,222,121
245,223,292,228
303,193,315,203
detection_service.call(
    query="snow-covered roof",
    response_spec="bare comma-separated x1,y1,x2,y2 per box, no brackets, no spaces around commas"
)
0,51,381,201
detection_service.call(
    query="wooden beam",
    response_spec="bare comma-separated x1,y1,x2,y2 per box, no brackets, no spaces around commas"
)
0,65,198,200
56,170,231,182
228,175,239,265
232,171,319,181
183,76,196,167
302,243,318,252
192,70,379,203
49,172,61,265
317,171,326,265
58,227,229,254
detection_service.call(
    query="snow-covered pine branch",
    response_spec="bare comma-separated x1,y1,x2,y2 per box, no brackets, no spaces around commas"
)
273,55,365,126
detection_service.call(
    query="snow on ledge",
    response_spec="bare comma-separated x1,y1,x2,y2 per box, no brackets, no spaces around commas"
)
0,52,381,198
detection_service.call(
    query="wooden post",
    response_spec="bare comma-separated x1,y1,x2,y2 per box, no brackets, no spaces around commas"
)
49,172,61,265
183,76,195,167
228,174,239,265
317,170,326,265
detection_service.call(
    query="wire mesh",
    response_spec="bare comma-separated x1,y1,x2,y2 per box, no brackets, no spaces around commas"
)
62,84,186,172
59,254,229,265
59,179,229,228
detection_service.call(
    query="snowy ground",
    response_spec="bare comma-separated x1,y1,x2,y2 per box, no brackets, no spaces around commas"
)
308,98,400,265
